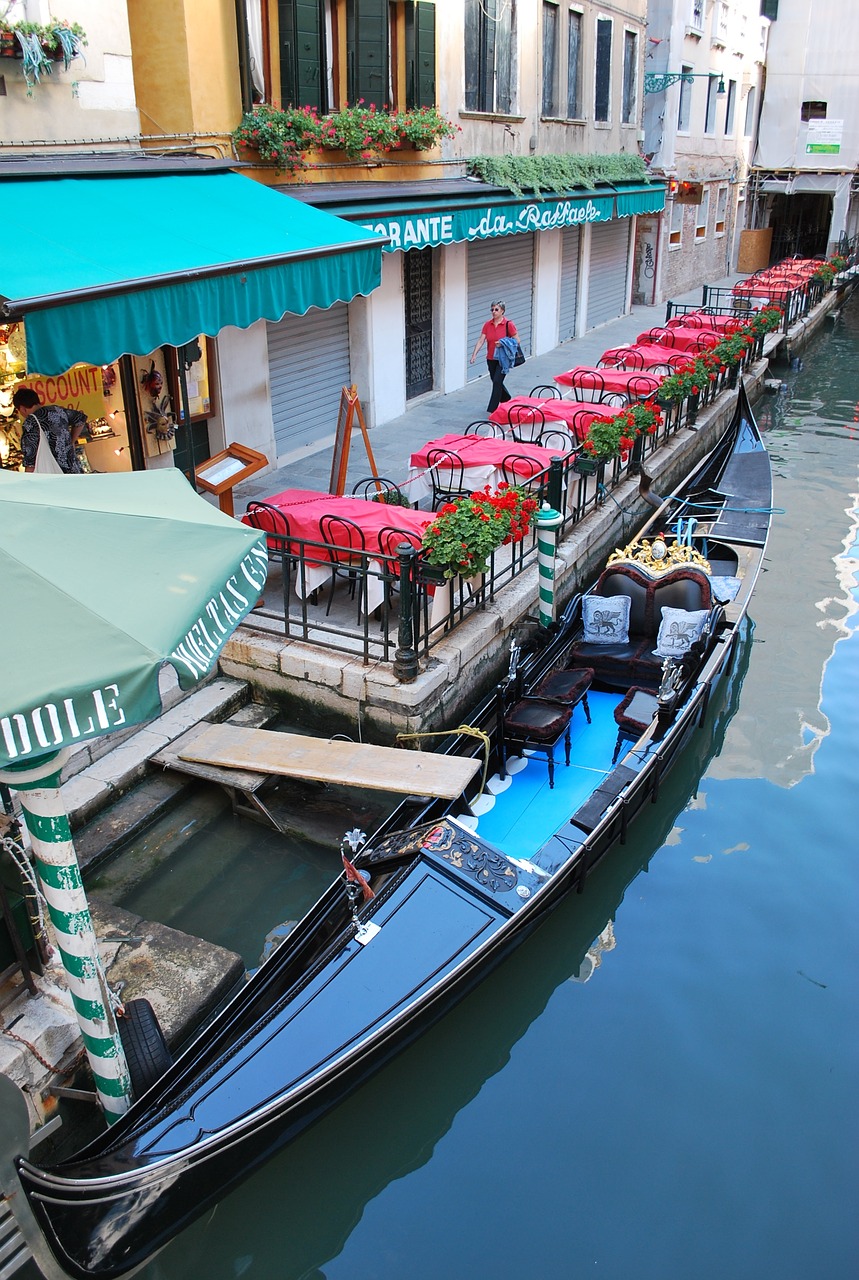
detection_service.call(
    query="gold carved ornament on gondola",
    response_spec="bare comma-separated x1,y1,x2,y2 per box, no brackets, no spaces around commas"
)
606,536,711,577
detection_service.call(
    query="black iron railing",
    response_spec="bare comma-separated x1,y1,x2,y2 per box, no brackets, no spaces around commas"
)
241,423,694,671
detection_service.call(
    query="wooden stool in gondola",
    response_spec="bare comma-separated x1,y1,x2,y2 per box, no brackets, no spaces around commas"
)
532,666,594,721
502,697,573,788
612,687,659,764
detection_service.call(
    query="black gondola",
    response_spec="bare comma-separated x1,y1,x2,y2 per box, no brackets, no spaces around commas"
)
13,383,772,1280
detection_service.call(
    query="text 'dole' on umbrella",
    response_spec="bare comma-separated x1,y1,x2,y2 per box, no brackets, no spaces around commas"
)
0,469,268,1119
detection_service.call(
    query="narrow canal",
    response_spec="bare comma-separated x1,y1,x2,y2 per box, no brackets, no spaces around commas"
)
134,296,858,1280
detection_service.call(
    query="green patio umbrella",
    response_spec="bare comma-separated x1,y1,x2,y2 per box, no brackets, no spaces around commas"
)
0,469,268,1118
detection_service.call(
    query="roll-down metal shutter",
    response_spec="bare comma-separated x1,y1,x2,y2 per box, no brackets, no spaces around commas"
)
559,226,581,342
467,234,534,381
586,220,630,331
267,303,351,454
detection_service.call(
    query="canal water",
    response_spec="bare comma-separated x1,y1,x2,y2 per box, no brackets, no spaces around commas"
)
124,296,857,1280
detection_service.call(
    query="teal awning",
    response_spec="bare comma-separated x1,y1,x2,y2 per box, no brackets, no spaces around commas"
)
0,171,384,374
613,183,666,218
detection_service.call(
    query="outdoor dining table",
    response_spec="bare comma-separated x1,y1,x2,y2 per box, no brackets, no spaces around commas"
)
639,326,721,352
487,396,625,440
241,487,432,615
732,281,792,304
665,312,743,333
553,366,662,401
406,432,570,504
599,343,691,372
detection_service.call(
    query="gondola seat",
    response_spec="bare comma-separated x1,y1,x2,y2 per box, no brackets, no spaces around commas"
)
502,698,573,789
570,564,712,690
532,666,594,719
612,687,659,764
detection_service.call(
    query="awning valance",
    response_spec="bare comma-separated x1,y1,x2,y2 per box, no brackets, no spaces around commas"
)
614,183,667,218
0,171,384,374
355,190,617,251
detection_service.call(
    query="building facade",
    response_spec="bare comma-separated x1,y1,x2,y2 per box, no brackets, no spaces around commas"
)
748,0,859,263
641,0,770,302
1,0,665,480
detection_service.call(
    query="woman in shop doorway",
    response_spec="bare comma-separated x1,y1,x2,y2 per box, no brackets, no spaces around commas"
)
470,300,519,413
15,388,87,474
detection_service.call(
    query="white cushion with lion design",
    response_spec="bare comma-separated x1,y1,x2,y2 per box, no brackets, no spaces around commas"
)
581,594,632,645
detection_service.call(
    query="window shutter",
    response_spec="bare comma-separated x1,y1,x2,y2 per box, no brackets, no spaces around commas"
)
760,0,778,19
464,0,480,110
495,0,513,114
406,2,436,109
278,0,326,111
594,16,611,122
347,0,390,109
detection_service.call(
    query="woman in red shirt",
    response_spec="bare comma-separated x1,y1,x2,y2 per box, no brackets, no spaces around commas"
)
470,300,518,413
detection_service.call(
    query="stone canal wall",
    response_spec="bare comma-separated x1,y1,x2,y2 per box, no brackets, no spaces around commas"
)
220,366,768,741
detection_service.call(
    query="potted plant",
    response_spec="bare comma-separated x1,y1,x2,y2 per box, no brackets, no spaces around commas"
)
318,102,457,160
50,21,87,70
13,22,53,88
233,104,323,174
232,102,457,170
579,415,638,465
394,105,460,150
0,27,19,57
420,484,537,579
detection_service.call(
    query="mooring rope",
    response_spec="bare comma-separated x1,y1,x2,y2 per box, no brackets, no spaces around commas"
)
395,724,492,797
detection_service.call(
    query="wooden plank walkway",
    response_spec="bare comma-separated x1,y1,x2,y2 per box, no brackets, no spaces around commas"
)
177,724,480,800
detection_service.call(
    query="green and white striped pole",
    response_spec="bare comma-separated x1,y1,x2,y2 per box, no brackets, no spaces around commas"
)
536,503,564,629
0,750,132,1122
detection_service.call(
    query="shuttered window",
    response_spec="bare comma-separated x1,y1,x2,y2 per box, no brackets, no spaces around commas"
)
465,0,515,114
567,8,582,118
594,16,612,123
347,0,390,109
542,2,560,117
405,1,436,108
278,0,328,112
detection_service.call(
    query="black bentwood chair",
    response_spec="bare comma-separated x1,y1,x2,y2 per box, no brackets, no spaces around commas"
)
426,448,470,510
350,476,411,506
464,419,506,439
318,514,367,620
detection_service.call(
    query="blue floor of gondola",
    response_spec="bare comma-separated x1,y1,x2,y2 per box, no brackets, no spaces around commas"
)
472,690,624,859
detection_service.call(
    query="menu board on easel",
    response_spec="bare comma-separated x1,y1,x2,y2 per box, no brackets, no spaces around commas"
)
328,385,379,495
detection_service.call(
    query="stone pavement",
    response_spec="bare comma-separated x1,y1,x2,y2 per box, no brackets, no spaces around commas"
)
234,272,747,508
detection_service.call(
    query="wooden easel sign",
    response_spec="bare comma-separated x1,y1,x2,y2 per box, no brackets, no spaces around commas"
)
328,385,379,495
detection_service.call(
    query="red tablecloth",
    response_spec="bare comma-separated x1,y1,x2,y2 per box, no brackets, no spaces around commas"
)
487,397,623,438
732,282,792,301
599,343,690,371
243,488,431,562
638,327,720,352
553,367,662,399
665,313,743,333
409,437,563,481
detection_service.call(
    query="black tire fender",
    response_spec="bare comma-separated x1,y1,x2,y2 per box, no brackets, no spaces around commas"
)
117,998,173,1100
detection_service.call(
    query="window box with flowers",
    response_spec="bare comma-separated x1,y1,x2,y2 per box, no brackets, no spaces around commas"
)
233,102,458,176
0,19,86,87
580,402,662,466
420,485,538,580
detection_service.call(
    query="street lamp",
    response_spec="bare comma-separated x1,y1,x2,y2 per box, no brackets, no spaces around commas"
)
644,72,726,94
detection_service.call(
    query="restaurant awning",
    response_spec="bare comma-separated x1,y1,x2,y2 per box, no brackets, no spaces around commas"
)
0,167,385,374
613,183,667,218
284,177,666,252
